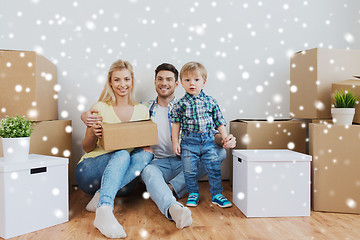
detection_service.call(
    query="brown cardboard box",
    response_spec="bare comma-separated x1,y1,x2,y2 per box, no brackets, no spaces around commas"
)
332,79,360,124
0,50,58,121
100,120,158,151
229,119,308,184
290,48,360,119
0,120,73,185
230,119,307,153
309,123,360,214
312,119,333,124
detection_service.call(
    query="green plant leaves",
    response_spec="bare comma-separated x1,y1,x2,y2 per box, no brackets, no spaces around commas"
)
333,90,358,108
0,115,35,138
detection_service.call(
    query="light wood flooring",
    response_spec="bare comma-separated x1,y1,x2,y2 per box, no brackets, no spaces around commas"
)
5,181,360,240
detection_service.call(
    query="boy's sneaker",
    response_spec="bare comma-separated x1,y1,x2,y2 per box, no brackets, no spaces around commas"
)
186,193,199,207
212,194,232,208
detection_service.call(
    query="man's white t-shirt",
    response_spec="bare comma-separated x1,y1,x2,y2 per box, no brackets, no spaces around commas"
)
152,106,176,160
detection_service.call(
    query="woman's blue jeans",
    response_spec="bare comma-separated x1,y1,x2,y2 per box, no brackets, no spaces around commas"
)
76,148,153,208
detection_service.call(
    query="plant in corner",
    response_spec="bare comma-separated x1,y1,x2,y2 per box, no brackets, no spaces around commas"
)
0,115,35,161
331,90,359,125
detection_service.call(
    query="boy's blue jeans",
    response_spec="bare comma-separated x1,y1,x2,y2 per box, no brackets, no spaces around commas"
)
141,147,226,219
76,148,153,208
180,130,223,197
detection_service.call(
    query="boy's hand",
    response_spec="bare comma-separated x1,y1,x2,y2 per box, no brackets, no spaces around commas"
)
222,134,236,149
173,142,181,156
91,121,103,138
82,109,103,127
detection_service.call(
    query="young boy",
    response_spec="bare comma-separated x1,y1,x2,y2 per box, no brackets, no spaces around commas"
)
170,62,232,208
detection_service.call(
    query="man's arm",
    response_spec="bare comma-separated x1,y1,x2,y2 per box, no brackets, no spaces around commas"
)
214,132,236,149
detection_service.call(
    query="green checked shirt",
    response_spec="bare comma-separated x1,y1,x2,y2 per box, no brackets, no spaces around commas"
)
170,90,226,133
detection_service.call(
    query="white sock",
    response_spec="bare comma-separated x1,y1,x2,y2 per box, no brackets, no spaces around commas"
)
86,192,99,212
169,203,193,229
94,205,127,239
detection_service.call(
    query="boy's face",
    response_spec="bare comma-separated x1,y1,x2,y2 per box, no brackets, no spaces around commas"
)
180,70,206,96
154,70,178,98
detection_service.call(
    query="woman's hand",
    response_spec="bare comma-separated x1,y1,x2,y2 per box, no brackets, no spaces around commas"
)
83,121,102,153
81,109,103,127
91,121,103,138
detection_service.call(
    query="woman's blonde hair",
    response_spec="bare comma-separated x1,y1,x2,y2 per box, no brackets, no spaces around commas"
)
98,59,137,105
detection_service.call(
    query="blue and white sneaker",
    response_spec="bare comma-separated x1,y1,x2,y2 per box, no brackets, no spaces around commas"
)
212,194,232,208
186,193,199,207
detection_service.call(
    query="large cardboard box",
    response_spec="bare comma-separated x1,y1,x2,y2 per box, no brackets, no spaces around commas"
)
309,123,360,214
232,150,311,217
0,155,68,239
230,119,307,153
332,79,360,124
0,120,73,185
290,48,360,119
100,120,158,151
229,119,307,184
0,50,58,121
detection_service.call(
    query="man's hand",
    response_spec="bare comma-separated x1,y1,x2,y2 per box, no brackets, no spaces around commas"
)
81,109,103,127
221,134,236,149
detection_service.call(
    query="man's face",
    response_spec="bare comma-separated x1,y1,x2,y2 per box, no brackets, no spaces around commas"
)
154,70,179,97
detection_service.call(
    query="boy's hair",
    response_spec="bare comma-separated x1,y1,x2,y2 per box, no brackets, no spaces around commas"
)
180,62,207,80
155,63,179,81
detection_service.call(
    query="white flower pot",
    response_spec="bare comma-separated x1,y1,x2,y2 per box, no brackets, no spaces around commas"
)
331,108,355,125
1,137,30,162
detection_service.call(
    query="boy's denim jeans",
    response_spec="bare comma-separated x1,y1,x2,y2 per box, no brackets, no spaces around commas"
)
141,146,226,219
180,130,223,196
76,148,153,208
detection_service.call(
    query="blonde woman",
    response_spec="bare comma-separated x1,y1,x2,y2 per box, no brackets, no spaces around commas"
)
76,59,154,239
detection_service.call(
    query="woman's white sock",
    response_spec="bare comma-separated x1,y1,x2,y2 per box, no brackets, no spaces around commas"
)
86,192,99,212
94,205,127,239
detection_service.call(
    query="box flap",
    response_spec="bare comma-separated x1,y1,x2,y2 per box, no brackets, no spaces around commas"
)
294,48,317,54
231,119,292,123
332,79,360,86
0,154,68,172
232,149,312,162
102,119,152,128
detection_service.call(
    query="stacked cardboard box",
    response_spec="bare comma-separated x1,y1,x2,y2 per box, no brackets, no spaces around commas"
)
230,119,307,153
309,123,360,214
290,48,360,119
229,119,308,183
0,50,74,186
291,48,360,214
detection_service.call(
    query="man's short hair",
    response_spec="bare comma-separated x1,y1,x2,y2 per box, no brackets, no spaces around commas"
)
180,62,207,81
155,63,179,81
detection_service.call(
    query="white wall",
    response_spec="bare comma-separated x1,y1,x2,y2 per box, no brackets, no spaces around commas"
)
1,0,360,179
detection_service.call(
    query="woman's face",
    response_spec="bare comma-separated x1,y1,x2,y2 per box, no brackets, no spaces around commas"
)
110,69,133,98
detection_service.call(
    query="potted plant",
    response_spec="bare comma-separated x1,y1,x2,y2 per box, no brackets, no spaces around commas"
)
331,90,358,125
0,115,34,161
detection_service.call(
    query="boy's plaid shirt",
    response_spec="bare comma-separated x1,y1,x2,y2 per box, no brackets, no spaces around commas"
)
170,91,226,133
